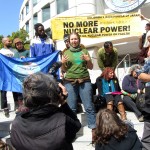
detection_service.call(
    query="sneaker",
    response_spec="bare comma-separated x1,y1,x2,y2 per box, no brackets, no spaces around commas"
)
4,108,9,117
138,115,144,122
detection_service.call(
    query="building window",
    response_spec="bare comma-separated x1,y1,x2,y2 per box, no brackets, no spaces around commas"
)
56,0,68,14
33,0,37,7
33,13,38,25
42,4,50,22
26,2,29,15
45,28,52,39
22,11,24,21
26,22,29,33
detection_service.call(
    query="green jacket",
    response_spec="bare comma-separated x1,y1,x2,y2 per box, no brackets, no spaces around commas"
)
14,49,29,58
97,47,118,70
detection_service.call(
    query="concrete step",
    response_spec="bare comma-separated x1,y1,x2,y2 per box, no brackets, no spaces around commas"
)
0,92,144,150
73,110,144,150
0,111,16,138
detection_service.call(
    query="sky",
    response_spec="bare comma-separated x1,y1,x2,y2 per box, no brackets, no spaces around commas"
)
0,0,24,37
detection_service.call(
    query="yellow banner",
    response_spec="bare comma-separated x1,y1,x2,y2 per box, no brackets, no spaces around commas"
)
51,13,141,40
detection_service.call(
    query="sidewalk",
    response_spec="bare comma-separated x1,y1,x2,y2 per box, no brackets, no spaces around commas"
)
0,92,144,150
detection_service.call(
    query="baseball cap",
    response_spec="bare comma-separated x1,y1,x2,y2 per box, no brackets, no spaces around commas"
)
63,34,69,42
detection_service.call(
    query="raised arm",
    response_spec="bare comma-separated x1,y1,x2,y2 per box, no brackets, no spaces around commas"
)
141,14,150,22
138,73,150,82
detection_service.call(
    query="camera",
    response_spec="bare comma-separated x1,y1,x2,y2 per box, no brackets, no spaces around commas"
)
48,61,68,100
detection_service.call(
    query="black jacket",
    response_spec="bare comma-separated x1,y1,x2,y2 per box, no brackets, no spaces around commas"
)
95,126,142,150
11,103,81,150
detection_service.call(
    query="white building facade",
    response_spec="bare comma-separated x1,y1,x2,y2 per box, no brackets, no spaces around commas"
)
19,0,150,83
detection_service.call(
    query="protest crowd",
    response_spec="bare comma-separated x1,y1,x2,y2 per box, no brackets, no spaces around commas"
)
0,14,150,150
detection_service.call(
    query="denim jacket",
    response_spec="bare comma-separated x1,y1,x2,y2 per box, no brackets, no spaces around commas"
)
137,57,150,87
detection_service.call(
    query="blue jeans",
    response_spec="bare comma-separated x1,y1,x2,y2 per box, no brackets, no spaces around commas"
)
65,81,96,129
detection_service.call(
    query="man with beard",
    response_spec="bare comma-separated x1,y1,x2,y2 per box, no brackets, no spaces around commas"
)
0,37,17,116
97,41,118,71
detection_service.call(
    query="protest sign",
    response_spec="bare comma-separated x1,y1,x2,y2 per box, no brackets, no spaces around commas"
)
51,13,141,40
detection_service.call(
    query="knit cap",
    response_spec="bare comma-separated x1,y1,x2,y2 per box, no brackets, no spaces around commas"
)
128,64,141,75
13,38,23,45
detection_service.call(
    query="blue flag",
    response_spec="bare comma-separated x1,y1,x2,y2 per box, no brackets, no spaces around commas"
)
0,50,60,93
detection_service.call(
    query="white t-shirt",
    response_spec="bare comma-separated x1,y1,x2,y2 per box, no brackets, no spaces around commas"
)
0,48,16,57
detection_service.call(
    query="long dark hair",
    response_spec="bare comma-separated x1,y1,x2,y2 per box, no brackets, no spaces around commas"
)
100,67,116,80
94,109,128,144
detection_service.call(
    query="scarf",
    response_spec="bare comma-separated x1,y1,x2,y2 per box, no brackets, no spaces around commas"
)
69,45,82,52
102,79,115,96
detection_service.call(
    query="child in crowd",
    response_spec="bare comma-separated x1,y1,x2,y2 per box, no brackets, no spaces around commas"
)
93,109,142,150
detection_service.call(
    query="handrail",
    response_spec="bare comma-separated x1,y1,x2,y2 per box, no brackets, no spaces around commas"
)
116,53,131,69
116,54,131,78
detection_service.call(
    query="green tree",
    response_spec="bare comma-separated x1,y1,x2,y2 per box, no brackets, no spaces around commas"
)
0,29,30,50
0,35,4,49
11,29,30,50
